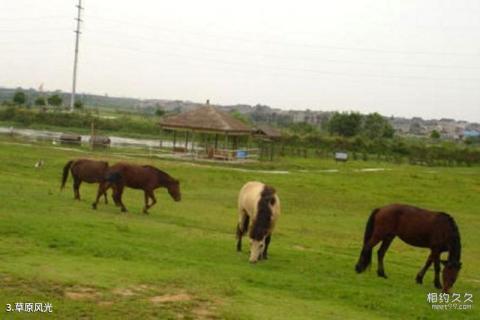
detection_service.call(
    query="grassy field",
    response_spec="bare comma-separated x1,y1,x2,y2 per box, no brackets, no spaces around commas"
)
0,138,478,319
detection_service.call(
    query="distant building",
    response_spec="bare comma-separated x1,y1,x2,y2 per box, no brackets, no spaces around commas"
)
462,130,480,139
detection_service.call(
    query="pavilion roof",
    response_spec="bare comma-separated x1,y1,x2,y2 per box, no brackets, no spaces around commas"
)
159,106,252,135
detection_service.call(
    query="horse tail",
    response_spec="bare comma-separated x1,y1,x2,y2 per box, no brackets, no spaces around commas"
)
355,208,379,273
61,160,74,190
106,171,122,183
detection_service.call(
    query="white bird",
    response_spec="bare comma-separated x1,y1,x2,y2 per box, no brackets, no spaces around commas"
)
35,160,44,168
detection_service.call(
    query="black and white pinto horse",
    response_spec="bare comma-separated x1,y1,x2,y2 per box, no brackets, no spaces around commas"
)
236,181,281,263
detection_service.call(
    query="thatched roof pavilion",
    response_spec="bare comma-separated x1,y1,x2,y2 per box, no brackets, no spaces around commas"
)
159,105,254,160
253,124,282,140
159,105,251,135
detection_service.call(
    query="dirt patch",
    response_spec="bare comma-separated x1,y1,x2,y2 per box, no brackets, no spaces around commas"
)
149,293,193,304
111,284,156,297
293,244,312,251
64,287,100,300
112,288,137,297
132,284,155,292
293,245,306,251
98,301,114,307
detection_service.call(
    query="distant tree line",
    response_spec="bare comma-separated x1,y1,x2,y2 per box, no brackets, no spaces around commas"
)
0,107,160,137
8,88,65,109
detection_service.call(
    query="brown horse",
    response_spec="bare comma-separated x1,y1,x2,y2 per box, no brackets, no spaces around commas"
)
92,162,181,213
355,204,462,293
61,159,109,203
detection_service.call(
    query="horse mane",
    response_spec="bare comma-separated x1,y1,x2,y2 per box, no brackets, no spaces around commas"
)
438,212,462,267
142,165,177,183
250,185,276,241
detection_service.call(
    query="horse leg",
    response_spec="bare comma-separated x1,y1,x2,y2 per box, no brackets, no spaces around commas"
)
416,252,434,284
110,184,120,206
355,234,382,273
73,177,81,200
377,235,394,278
115,184,128,213
433,251,442,289
96,181,110,205
236,212,249,252
103,185,109,204
142,191,150,214
262,234,271,260
143,190,156,214
92,182,108,209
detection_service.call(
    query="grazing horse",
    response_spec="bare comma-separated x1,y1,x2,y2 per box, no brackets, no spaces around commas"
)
61,159,109,203
236,181,281,263
92,162,181,213
355,204,462,293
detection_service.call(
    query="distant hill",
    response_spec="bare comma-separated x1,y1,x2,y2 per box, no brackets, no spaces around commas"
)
1,87,478,138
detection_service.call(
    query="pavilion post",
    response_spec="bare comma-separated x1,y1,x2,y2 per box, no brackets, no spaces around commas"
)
270,141,275,161
158,129,163,149
173,131,177,150
233,136,238,150
190,130,195,158
185,131,189,151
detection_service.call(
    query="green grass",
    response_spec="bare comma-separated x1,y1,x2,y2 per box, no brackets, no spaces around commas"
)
0,137,478,319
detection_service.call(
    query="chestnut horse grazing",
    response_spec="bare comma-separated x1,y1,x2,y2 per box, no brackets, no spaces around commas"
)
61,159,109,203
92,162,181,213
355,204,462,293
236,181,281,263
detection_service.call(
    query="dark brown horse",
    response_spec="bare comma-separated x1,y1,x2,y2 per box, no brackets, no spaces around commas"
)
92,162,181,213
355,204,462,293
61,159,109,203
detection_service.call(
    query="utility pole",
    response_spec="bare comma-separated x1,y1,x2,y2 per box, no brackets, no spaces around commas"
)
70,0,83,112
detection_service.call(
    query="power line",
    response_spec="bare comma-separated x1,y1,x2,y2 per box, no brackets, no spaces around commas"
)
70,0,83,112
81,25,480,71
0,27,70,33
0,15,69,22
85,41,480,83
84,14,480,57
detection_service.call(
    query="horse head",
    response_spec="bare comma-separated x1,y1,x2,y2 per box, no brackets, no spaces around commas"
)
249,237,266,263
441,260,462,293
167,179,181,202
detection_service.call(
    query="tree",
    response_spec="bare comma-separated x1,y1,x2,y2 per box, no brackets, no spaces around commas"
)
13,90,26,105
288,122,318,135
363,112,395,139
74,100,84,110
430,130,441,139
155,108,165,117
327,112,363,137
230,111,251,125
34,97,46,106
47,94,63,107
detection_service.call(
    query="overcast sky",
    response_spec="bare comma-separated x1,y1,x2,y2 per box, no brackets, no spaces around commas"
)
1,0,479,121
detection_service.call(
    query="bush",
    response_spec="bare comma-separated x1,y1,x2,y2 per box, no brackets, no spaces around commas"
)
0,107,160,136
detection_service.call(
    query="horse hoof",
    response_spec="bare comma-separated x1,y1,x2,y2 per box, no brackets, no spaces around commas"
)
416,275,423,284
435,282,442,289
92,203,97,210
377,271,388,278
121,208,127,213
